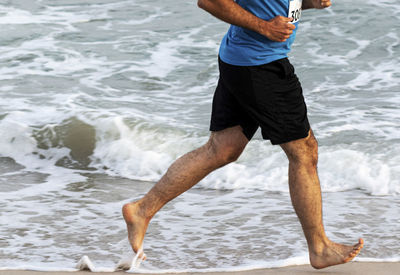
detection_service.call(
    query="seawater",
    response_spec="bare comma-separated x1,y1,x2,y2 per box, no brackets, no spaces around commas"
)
0,0,399,272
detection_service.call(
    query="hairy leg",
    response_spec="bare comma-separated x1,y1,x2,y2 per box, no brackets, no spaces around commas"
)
123,126,248,257
280,130,363,269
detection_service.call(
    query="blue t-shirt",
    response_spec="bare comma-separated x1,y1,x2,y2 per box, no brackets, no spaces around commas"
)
219,0,301,66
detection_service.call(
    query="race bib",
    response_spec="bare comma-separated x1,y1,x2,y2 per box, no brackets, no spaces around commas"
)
288,0,302,23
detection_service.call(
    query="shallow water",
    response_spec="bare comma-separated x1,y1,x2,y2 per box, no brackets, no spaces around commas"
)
0,0,399,272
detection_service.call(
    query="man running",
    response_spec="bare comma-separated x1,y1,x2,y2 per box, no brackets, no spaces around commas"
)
123,0,363,269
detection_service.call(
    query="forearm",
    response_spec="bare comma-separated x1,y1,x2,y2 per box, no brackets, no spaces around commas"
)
198,0,295,42
302,0,315,10
197,0,265,36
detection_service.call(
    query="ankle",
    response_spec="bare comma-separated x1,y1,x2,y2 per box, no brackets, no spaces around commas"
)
123,201,148,221
308,237,331,255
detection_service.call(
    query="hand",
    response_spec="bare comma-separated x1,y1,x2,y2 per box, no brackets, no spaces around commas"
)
261,16,296,42
310,0,332,9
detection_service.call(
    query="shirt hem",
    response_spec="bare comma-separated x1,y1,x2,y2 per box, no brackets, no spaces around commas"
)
219,53,289,67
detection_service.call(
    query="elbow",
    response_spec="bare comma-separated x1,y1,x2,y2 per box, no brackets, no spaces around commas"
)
197,0,207,10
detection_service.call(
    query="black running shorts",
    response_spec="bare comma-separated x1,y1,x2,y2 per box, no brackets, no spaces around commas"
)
210,57,310,145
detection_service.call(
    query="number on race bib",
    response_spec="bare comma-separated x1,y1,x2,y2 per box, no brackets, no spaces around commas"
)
291,9,301,22
288,0,302,23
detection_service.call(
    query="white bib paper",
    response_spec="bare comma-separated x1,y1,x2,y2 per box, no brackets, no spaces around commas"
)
288,0,302,23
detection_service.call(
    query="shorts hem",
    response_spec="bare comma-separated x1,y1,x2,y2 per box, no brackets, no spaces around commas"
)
209,124,254,141
269,128,310,145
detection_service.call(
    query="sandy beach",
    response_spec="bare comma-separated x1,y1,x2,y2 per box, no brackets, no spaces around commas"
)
1,262,400,275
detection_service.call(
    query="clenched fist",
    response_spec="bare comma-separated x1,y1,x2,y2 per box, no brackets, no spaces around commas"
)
304,0,332,9
261,16,296,42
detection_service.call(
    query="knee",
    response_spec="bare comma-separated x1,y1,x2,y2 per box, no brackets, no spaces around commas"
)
206,139,244,165
221,146,243,164
286,135,318,168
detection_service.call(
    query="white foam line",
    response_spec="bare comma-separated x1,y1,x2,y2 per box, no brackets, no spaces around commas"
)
0,266,77,272
1,256,399,273
76,255,115,273
122,10,171,26
356,257,400,263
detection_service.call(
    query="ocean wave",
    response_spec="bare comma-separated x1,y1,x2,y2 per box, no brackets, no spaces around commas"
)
0,114,399,195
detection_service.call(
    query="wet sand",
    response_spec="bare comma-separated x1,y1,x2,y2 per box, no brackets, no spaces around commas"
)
1,262,400,275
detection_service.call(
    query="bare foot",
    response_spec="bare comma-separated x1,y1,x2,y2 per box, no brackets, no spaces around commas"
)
122,201,150,260
310,238,364,269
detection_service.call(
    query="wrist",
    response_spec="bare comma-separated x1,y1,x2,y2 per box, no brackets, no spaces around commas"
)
257,19,270,37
